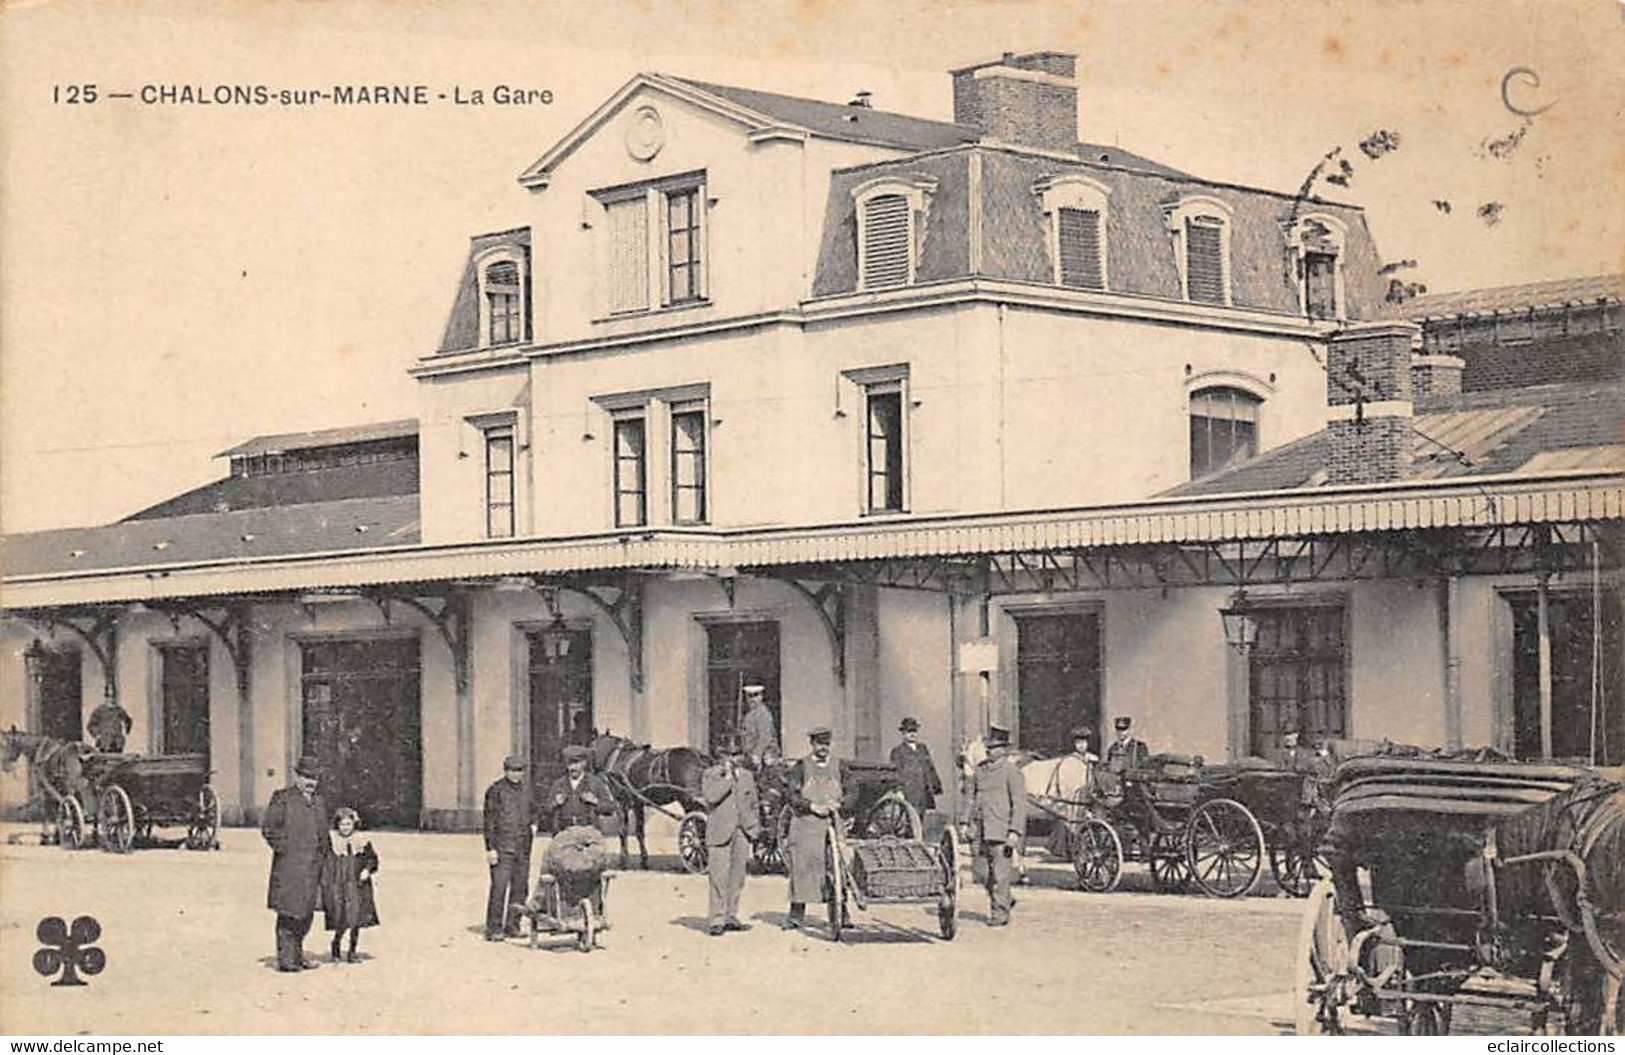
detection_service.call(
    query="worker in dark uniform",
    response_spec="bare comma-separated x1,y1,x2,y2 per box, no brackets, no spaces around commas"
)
974,725,1027,927
1104,716,1150,774
482,754,536,941
783,726,857,933
86,698,133,753
544,745,619,834
701,735,760,936
889,717,943,816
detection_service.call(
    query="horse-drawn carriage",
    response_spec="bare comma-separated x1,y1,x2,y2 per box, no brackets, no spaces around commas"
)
1295,757,1623,1035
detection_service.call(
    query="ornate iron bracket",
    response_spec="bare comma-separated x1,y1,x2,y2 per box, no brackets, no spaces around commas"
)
370,591,473,693
778,579,848,685
549,576,645,694
32,609,119,701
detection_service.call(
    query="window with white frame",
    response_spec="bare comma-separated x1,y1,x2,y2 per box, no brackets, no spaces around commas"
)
853,176,936,291
669,400,708,524
597,384,710,530
1034,175,1109,290
594,172,707,316
1287,214,1348,320
484,423,516,538
1189,386,1261,478
1164,197,1234,306
612,410,648,528
476,250,527,348
866,381,905,512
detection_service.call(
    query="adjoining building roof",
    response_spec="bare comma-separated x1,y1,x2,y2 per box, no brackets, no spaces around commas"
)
1168,379,1624,498
215,419,418,459
124,458,419,521
1,495,420,579
1394,274,1622,320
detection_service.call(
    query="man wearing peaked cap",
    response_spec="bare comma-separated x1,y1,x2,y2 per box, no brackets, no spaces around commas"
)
738,684,779,766
889,716,943,815
482,753,536,940
782,726,856,933
1105,716,1149,775
261,756,331,970
973,726,1026,926
545,744,619,835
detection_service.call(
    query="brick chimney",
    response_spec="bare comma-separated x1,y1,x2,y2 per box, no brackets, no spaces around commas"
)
1325,321,1420,485
1410,353,1465,400
951,51,1078,154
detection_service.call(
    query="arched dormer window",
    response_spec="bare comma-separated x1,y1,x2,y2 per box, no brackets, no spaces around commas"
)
1033,175,1109,290
1164,196,1234,307
853,175,937,290
1188,382,1264,478
1285,213,1348,320
476,249,527,348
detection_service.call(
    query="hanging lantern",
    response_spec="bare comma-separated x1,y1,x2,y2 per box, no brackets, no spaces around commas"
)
1220,589,1260,654
538,587,571,662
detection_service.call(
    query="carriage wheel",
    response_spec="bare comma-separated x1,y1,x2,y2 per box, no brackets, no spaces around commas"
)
576,899,596,953
1293,877,1349,1035
1187,798,1265,899
187,785,220,851
98,786,134,854
750,830,783,874
1149,833,1190,892
676,811,708,874
937,827,959,940
864,791,919,840
1270,841,1328,898
57,796,88,851
1072,818,1124,893
1401,1002,1450,1035
824,823,846,942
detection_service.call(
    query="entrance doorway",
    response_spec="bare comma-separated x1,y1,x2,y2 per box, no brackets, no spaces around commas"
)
705,621,780,754
1248,605,1348,758
1510,589,1623,764
526,626,594,790
299,637,422,828
29,645,83,744
158,643,210,758
1013,611,1102,755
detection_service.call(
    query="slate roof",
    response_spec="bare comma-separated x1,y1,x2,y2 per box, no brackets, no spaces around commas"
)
217,419,418,459
1395,274,1622,320
1168,379,1625,497
1,496,420,579
124,458,419,520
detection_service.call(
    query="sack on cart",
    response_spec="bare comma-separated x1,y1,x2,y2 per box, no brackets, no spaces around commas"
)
544,825,607,903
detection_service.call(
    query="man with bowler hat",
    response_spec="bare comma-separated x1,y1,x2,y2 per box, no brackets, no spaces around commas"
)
974,725,1027,926
483,753,536,940
261,756,331,970
889,717,943,815
701,734,760,936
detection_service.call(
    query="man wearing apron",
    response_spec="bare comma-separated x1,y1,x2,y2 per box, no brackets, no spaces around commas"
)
782,726,856,933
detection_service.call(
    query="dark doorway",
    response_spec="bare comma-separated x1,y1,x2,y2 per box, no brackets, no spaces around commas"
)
30,646,83,744
300,638,422,828
1510,590,1623,765
1014,611,1101,755
158,643,210,758
705,621,780,754
526,627,594,791
1249,606,1347,758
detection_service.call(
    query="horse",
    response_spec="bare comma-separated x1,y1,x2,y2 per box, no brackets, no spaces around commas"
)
1,728,88,845
588,732,708,870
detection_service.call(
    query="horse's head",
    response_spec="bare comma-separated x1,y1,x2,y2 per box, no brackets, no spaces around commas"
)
1,728,45,772
590,732,629,771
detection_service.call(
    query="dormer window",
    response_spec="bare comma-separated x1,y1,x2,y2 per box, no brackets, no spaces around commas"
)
1165,197,1234,307
1034,175,1109,290
476,250,527,347
1286,214,1348,320
853,176,936,290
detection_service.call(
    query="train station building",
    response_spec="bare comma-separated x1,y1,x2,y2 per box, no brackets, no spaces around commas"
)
3,53,1620,829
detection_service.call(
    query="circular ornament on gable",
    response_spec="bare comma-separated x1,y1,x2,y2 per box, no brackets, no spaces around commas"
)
625,105,665,161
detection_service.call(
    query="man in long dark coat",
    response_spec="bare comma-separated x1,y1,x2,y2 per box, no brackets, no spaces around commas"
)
483,753,536,940
783,726,857,934
261,756,330,971
889,716,943,815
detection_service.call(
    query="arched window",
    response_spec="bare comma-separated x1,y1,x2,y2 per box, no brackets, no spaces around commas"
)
1033,175,1109,290
1286,213,1348,320
1164,196,1234,307
853,176,937,290
476,250,526,348
1189,386,1261,477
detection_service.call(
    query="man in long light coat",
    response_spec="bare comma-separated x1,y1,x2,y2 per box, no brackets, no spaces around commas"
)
701,735,760,935
974,725,1027,927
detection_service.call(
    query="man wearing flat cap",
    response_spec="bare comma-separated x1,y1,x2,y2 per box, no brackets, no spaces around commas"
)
973,725,1027,926
701,735,760,936
483,753,536,940
261,756,331,970
783,726,856,932
545,745,619,834
889,717,943,816
1105,716,1149,775
737,684,779,766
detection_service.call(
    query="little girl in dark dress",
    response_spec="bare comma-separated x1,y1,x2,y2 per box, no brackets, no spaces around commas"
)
321,807,379,962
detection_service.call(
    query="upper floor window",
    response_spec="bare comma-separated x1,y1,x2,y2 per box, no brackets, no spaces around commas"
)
1189,386,1261,478
597,383,710,530
1165,197,1234,307
612,410,648,528
1034,175,1109,291
594,172,707,317
853,176,937,291
1286,214,1348,320
866,382,905,512
669,401,708,525
484,423,516,538
475,250,527,348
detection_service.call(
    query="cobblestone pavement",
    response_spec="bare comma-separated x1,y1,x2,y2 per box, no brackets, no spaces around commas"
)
0,823,1522,1035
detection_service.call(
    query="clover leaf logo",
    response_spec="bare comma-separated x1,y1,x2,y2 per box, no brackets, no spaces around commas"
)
33,915,105,987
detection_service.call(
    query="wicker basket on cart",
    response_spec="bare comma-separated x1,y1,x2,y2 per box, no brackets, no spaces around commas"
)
850,839,942,900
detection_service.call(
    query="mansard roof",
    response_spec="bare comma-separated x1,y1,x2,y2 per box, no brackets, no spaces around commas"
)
1396,274,1622,320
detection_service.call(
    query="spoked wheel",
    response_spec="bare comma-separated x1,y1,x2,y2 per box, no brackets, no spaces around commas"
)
1270,840,1328,898
937,827,959,940
1149,833,1191,892
57,796,88,850
1072,817,1124,893
1401,1001,1450,1035
1293,878,1350,1035
576,899,596,953
864,791,919,840
676,811,707,874
98,786,134,854
750,830,783,874
187,785,220,850
824,823,846,942
1187,797,1265,898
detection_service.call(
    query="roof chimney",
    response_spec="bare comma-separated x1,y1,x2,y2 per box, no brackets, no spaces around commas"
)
1325,321,1421,485
848,90,873,109
951,50,1078,153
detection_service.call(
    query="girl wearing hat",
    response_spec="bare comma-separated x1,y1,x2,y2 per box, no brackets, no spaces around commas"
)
320,807,380,962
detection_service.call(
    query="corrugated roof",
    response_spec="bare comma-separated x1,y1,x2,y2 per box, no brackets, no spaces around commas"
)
1,496,419,578
671,77,980,151
216,419,418,459
1395,274,1622,320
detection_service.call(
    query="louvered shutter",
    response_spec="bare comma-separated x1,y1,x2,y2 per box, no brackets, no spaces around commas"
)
1057,208,1103,290
861,194,911,289
607,198,649,313
1185,217,1225,304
